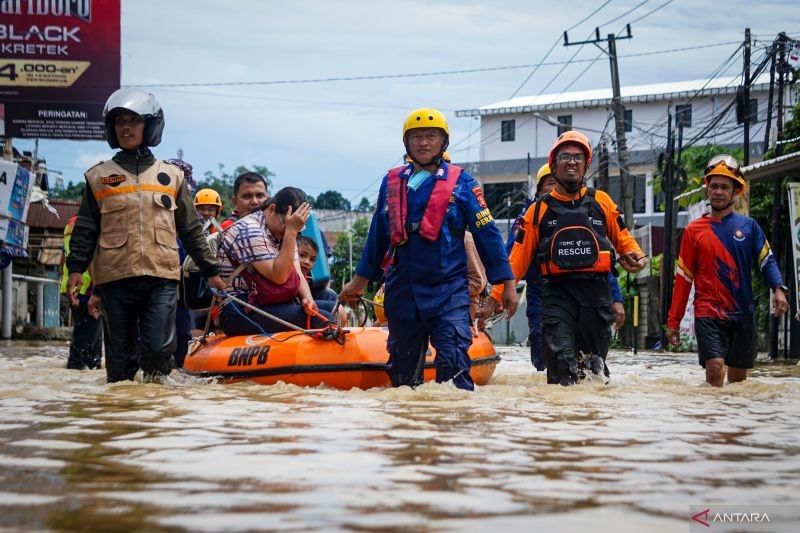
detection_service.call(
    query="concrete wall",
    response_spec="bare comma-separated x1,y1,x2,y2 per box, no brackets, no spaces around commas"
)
477,91,771,163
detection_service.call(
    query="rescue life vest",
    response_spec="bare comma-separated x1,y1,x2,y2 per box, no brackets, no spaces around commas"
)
387,163,462,246
532,188,614,277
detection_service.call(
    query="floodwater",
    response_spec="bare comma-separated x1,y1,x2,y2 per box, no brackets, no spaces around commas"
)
1,340,799,532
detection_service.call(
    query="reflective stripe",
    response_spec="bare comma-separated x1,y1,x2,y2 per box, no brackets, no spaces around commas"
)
93,184,178,201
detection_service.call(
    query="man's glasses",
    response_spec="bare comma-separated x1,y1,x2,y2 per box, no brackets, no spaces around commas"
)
557,153,585,164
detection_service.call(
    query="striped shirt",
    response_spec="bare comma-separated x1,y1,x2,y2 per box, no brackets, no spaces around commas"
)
218,210,281,296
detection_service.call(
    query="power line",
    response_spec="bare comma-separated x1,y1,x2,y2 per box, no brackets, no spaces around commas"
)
598,0,650,29
126,41,742,90
625,0,674,25
565,0,616,32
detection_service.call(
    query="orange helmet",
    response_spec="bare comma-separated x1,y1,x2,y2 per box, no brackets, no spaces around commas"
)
548,130,593,169
704,155,745,196
194,188,223,209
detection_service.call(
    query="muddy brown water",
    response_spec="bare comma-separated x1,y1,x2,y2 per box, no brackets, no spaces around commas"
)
1,340,799,531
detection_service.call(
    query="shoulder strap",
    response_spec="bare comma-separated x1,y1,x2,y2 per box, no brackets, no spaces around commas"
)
532,195,548,227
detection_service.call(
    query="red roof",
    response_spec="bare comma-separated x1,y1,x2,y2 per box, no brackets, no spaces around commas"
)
26,199,80,230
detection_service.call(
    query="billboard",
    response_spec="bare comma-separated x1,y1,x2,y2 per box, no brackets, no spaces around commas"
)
0,0,121,139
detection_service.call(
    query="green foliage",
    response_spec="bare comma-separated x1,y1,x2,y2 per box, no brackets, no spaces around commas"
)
314,190,351,211
329,216,370,293
355,197,374,213
197,164,275,217
663,331,697,353
651,144,744,210
48,180,86,201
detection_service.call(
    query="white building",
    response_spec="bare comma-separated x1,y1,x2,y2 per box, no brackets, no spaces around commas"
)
454,73,795,227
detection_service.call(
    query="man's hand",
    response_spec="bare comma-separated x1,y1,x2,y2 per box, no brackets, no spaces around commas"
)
66,272,84,307
87,294,102,320
501,280,518,319
666,327,680,346
611,301,625,328
339,275,368,306
477,297,501,322
284,203,311,234
618,252,648,273
774,287,790,316
207,275,226,292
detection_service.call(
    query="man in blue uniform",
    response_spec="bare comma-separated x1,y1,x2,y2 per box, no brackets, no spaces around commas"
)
340,108,518,391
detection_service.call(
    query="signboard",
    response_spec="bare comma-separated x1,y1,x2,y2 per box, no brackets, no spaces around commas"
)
0,159,33,222
0,215,29,251
787,183,800,320
0,0,121,139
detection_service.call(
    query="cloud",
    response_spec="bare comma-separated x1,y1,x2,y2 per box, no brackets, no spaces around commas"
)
74,150,114,171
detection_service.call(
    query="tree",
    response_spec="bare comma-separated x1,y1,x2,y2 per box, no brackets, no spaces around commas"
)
48,180,85,201
355,196,374,213
195,163,275,217
313,190,351,211
651,144,744,210
329,216,370,293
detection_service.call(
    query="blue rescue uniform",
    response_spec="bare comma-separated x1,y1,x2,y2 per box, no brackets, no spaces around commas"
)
357,162,513,390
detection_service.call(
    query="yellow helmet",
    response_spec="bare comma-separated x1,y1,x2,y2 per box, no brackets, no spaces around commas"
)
535,163,552,189
402,107,449,137
442,151,452,163
194,188,223,209
704,156,746,196
373,285,387,325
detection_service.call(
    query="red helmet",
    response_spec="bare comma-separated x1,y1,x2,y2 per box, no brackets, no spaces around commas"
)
548,131,593,169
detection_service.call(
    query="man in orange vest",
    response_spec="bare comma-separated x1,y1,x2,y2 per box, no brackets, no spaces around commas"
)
340,108,517,391
482,131,646,385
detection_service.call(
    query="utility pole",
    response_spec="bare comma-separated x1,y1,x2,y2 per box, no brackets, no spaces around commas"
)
743,28,751,165
598,138,609,193
527,152,532,199
769,32,788,360
659,109,675,349
565,25,634,228
1,138,13,340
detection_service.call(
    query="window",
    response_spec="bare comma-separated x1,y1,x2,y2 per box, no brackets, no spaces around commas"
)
483,182,527,223
557,115,572,136
749,98,759,123
607,174,647,214
676,104,692,128
501,120,515,142
624,108,633,132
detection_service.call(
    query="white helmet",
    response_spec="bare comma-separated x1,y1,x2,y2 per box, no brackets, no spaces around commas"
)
103,88,165,149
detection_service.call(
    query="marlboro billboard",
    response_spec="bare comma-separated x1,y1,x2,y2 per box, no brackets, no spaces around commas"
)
0,0,121,139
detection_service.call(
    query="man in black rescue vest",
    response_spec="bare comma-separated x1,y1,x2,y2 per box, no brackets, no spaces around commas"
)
481,131,646,385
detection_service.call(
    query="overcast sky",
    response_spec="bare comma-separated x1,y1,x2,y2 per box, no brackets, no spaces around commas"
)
15,0,800,204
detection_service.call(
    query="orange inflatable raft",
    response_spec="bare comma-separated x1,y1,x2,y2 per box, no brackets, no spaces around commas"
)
182,326,499,390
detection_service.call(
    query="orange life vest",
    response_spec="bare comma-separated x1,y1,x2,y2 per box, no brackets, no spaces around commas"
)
386,164,462,246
